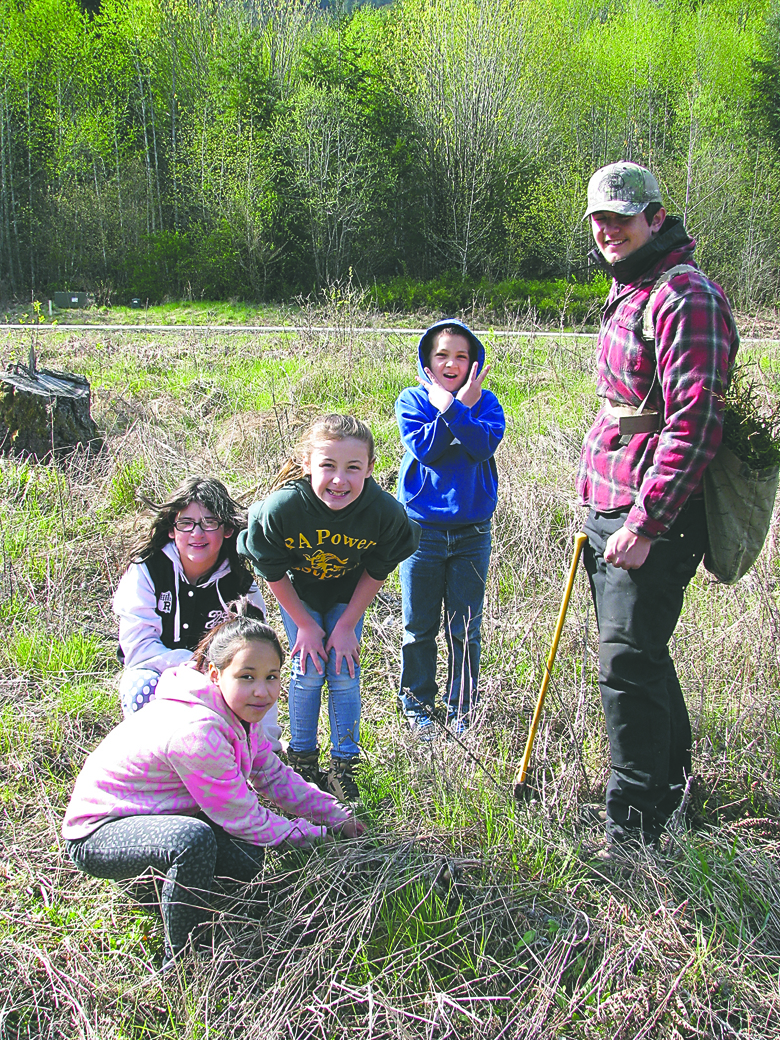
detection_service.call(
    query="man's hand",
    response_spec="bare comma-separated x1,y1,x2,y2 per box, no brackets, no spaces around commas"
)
604,526,652,570
456,362,491,408
419,368,454,413
325,618,360,679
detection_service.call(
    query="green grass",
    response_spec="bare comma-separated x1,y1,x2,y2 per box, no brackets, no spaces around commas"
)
5,298,298,328
1,322,780,1037
5,628,106,676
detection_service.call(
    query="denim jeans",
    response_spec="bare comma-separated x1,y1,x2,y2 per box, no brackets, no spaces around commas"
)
279,600,363,760
583,499,707,842
398,521,492,721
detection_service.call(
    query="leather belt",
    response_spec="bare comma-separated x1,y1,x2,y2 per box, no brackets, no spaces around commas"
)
603,399,661,437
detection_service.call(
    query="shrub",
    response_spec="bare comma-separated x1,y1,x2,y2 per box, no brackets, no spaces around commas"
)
369,272,609,324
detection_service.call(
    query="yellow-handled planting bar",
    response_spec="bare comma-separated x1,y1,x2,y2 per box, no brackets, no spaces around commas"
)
513,532,588,800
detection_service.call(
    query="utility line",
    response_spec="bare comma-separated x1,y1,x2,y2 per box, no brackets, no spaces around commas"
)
1,324,777,344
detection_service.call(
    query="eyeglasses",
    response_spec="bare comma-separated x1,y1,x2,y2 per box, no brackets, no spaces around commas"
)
172,517,223,533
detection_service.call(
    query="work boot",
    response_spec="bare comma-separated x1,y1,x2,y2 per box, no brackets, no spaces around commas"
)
588,835,655,874
287,747,323,787
580,803,608,826
325,756,360,805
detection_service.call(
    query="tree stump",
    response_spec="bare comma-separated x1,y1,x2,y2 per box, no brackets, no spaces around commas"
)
1,356,103,461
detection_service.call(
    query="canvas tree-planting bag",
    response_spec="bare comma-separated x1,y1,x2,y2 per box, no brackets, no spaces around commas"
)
641,266,779,586
702,443,779,585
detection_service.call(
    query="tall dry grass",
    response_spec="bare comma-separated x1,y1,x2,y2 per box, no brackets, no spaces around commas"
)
1,325,779,1038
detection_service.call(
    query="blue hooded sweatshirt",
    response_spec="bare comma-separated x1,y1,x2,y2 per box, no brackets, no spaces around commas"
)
395,319,505,528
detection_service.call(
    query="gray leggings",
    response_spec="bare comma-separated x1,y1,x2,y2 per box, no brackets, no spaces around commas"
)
67,813,266,963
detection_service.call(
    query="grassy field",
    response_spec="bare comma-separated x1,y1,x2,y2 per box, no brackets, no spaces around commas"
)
1,318,780,1039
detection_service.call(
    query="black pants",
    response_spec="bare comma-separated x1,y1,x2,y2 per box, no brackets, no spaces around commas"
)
583,499,707,842
68,813,266,963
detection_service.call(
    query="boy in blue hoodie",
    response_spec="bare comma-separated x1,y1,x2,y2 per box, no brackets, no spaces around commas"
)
395,320,505,735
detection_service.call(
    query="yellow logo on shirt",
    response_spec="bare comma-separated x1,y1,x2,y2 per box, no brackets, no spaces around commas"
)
303,550,350,579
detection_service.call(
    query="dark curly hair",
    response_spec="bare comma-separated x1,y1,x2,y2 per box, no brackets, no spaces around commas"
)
126,476,254,593
191,597,284,673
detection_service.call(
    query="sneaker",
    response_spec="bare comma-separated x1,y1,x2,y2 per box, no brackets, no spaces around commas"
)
326,757,360,804
287,748,323,787
446,714,469,738
408,714,437,742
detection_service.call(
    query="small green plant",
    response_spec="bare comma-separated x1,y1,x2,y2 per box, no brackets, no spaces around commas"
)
722,368,780,468
5,628,107,678
107,460,146,515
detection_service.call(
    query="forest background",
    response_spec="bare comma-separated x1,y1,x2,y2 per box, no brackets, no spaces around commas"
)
3,0,780,312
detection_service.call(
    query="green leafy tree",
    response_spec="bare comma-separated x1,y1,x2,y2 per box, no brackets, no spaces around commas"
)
393,0,534,278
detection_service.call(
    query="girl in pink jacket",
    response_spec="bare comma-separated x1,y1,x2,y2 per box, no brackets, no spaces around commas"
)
63,601,363,966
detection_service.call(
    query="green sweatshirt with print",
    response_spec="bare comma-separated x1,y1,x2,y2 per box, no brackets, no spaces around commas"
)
238,477,420,612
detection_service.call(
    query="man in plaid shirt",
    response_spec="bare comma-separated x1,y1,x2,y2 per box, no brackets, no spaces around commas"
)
576,162,739,856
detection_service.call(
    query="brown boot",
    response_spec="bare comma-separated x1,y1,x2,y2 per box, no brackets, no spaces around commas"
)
325,756,360,805
287,748,323,787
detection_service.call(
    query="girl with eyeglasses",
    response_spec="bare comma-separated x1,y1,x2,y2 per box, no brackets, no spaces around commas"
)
112,477,281,749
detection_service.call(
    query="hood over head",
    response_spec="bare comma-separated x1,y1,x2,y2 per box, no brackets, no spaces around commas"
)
416,319,485,382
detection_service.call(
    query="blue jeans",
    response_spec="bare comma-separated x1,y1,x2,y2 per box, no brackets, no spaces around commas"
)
279,600,363,760
398,521,492,721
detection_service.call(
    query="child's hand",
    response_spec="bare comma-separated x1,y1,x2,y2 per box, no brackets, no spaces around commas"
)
334,816,366,838
456,362,491,408
292,619,327,676
419,368,454,414
325,619,360,679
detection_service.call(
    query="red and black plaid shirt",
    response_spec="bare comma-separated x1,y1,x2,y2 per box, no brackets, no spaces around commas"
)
577,239,740,539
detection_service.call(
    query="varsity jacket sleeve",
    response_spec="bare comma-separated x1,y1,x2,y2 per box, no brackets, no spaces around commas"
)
626,277,736,538
246,583,268,618
439,392,505,462
113,563,193,673
167,721,346,846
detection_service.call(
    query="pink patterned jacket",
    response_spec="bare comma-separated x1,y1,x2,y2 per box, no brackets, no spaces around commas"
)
62,666,352,845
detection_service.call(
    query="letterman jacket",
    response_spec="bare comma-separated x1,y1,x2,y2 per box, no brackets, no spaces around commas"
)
114,542,266,673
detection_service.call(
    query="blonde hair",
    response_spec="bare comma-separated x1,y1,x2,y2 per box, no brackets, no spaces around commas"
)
271,415,375,491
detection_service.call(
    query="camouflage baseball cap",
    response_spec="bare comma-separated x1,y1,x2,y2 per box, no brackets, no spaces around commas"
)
583,162,662,219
